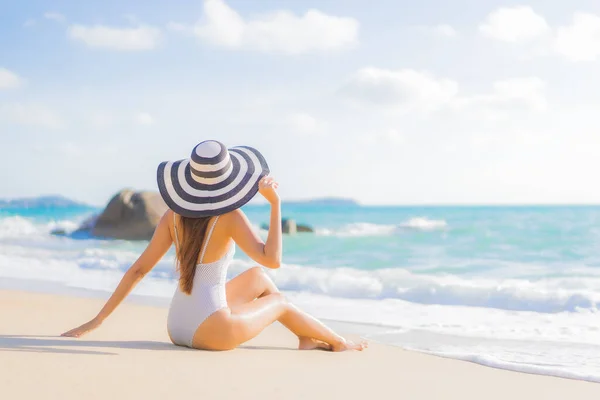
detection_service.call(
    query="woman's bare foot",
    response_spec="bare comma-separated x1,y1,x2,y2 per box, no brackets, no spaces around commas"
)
331,338,368,352
298,336,332,351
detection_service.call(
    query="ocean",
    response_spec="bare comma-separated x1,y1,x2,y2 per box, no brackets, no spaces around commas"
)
1,202,600,382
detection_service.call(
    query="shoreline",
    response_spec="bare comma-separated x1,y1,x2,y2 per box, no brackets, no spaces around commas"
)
2,277,600,385
2,289,599,399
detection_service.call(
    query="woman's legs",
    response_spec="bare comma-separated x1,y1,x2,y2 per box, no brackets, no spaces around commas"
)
193,293,286,350
223,267,367,351
227,267,326,349
226,266,279,304
227,292,365,351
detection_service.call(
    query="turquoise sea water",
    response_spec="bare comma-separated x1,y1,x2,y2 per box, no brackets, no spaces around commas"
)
2,202,600,381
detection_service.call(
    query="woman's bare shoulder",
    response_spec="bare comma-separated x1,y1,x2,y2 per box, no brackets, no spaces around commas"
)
162,209,175,225
219,209,250,230
160,209,176,238
221,208,245,220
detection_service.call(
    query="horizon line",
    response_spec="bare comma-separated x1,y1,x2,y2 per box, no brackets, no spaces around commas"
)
2,194,600,209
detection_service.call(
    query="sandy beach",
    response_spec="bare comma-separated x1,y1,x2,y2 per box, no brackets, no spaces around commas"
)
1,290,598,399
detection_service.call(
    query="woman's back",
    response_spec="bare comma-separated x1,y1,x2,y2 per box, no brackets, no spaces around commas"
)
171,212,233,264
167,212,235,347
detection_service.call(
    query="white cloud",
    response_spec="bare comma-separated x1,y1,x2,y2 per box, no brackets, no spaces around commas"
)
460,77,547,114
479,6,549,42
415,24,457,38
432,24,457,37
340,68,547,115
44,12,66,23
479,8,600,62
384,129,404,144
555,12,600,62
0,103,65,130
185,0,358,54
0,68,22,89
287,112,324,134
68,24,162,51
340,68,459,112
23,19,36,28
489,77,547,111
134,112,155,126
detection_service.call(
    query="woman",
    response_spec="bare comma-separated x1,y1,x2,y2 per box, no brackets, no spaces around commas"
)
62,140,367,352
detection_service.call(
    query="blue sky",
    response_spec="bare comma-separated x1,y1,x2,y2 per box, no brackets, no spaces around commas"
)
2,0,600,206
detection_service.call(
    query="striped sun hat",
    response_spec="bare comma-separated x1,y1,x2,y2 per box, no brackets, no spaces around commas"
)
157,140,270,218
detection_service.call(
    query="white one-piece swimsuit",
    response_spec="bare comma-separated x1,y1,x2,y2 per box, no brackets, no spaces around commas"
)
167,215,235,347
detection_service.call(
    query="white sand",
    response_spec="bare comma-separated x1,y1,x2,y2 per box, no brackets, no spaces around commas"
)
1,290,598,399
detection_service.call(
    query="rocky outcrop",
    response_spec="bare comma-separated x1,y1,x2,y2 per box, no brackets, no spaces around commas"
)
75,190,168,240
261,219,314,234
283,219,297,235
296,224,314,233
64,190,315,240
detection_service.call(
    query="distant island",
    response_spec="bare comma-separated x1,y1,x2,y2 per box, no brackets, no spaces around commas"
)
283,197,359,206
0,195,90,209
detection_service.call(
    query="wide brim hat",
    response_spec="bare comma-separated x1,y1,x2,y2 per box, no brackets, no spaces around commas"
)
157,140,270,218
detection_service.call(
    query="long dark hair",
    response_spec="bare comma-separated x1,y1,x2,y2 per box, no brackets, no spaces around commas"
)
174,214,211,294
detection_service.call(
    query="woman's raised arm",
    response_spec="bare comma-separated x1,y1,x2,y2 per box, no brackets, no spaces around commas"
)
228,176,281,269
61,211,174,338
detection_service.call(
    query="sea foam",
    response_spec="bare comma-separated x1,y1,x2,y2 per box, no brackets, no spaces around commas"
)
316,218,448,237
2,230,599,315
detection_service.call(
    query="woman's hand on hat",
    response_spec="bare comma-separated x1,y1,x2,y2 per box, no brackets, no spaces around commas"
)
259,176,280,205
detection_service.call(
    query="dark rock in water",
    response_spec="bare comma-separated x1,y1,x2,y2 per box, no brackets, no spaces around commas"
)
297,224,314,233
53,214,98,238
71,214,99,239
78,214,98,232
75,189,168,241
261,219,314,234
283,219,297,235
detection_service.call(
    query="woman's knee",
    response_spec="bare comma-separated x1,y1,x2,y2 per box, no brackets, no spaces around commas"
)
249,266,279,294
247,266,264,278
269,292,289,310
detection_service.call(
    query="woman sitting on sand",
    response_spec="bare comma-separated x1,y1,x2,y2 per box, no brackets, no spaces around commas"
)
62,140,367,352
